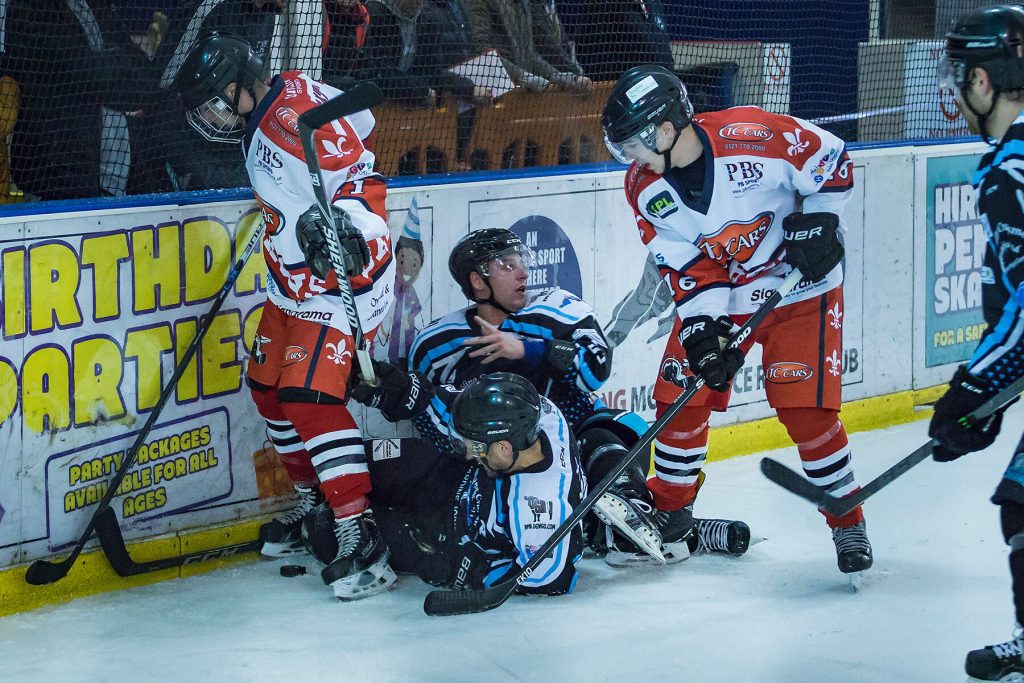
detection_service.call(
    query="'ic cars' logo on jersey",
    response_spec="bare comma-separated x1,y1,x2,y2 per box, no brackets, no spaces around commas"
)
275,107,300,134
765,362,813,384
646,190,679,219
718,123,774,141
282,346,308,366
698,211,774,265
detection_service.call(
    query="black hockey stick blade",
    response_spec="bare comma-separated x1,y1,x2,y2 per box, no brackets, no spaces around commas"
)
94,506,261,576
760,458,830,508
298,82,384,132
24,223,265,587
423,269,805,616
762,372,1024,517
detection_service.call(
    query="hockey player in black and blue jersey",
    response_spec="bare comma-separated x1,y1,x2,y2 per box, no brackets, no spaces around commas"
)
934,6,1024,681
307,369,586,595
409,228,750,565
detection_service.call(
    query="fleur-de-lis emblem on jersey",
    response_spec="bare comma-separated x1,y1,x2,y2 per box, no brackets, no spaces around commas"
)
322,135,350,159
326,339,353,365
828,303,843,330
826,349,842,377
784,128,809,156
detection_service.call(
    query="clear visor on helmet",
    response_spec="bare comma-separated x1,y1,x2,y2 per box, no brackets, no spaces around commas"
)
477,244,537,278
604,123,660,164
185,95,246,144
937,53,968,92
448,427,490,460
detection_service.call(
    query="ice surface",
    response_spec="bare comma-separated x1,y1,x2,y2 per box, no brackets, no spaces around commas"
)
3,404,1023,683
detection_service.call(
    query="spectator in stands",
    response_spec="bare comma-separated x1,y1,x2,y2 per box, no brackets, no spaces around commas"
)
357,0,438,107
140,10,170,59
6,0,151,201
143,0,284,192
561,0,673,81
464,0,592,94
322,0,370,89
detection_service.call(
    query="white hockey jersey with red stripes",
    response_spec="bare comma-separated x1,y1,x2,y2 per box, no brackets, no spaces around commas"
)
623,106,855,322
244,71,395,334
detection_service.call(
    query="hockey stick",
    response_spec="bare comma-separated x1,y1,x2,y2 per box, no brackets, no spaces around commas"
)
761,372,1024,517
423,268,805,616
92,506,260,576
297,81,385,386
25,219,265,586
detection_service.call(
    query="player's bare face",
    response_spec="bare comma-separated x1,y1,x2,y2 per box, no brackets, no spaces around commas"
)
486,254,529,311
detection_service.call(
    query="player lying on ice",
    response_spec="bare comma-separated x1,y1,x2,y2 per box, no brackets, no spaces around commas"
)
302,369,588,595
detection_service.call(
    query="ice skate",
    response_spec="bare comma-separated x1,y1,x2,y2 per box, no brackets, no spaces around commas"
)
966,630,1024,682
606,505,693,567
832,521,872,589
321,510,396,601
693,518,752,556
594,479,664,564
259,485,323,558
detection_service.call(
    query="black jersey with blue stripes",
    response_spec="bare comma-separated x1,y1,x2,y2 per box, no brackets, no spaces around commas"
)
968,118,1024,390
417,386,585,594
407,288,612,430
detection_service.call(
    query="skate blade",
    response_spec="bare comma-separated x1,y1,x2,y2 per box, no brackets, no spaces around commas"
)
605,541,689,568
331,557,397,601
847,572,863,592
260,540,307,558
594,496,665,564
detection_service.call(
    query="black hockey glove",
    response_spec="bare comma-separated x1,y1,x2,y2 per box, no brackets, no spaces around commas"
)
349,360,434,422
296,203,371,280
782,212,844,282
928,365,1008,462
678,315,744,393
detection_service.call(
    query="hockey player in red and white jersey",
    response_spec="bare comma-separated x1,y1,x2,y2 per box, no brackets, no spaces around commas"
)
601,65,872,579
173,33,397,600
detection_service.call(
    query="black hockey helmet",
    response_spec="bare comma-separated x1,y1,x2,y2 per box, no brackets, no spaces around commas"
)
450,373,542,454
172,32,264,143
448,228,534,301
601,64,694,163
943,5,1024,92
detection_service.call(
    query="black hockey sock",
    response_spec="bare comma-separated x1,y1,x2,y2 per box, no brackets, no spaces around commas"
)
1000,503,1024,625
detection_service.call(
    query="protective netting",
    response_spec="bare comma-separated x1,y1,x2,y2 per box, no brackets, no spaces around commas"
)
0,0,992,203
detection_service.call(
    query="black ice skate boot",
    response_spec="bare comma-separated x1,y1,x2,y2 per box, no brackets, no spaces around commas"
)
321,510,397,601
831,521,873,573
259,485,323,558
693,518,752,556
965,630,1024,682
595,469,664,565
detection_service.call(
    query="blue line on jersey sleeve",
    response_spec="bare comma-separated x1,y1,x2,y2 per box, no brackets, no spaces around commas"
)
495,476,506,525
971,296,1022,368
511,476,525,565
577,348,601,390
502,320,554,340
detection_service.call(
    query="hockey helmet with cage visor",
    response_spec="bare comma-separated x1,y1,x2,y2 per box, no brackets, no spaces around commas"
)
940,5,1024,143
601,65,694,165
449,373,542,472
172,32,265,143
448,228,536,305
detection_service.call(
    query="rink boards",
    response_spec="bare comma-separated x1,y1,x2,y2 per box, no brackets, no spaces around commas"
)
0,139,988,613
